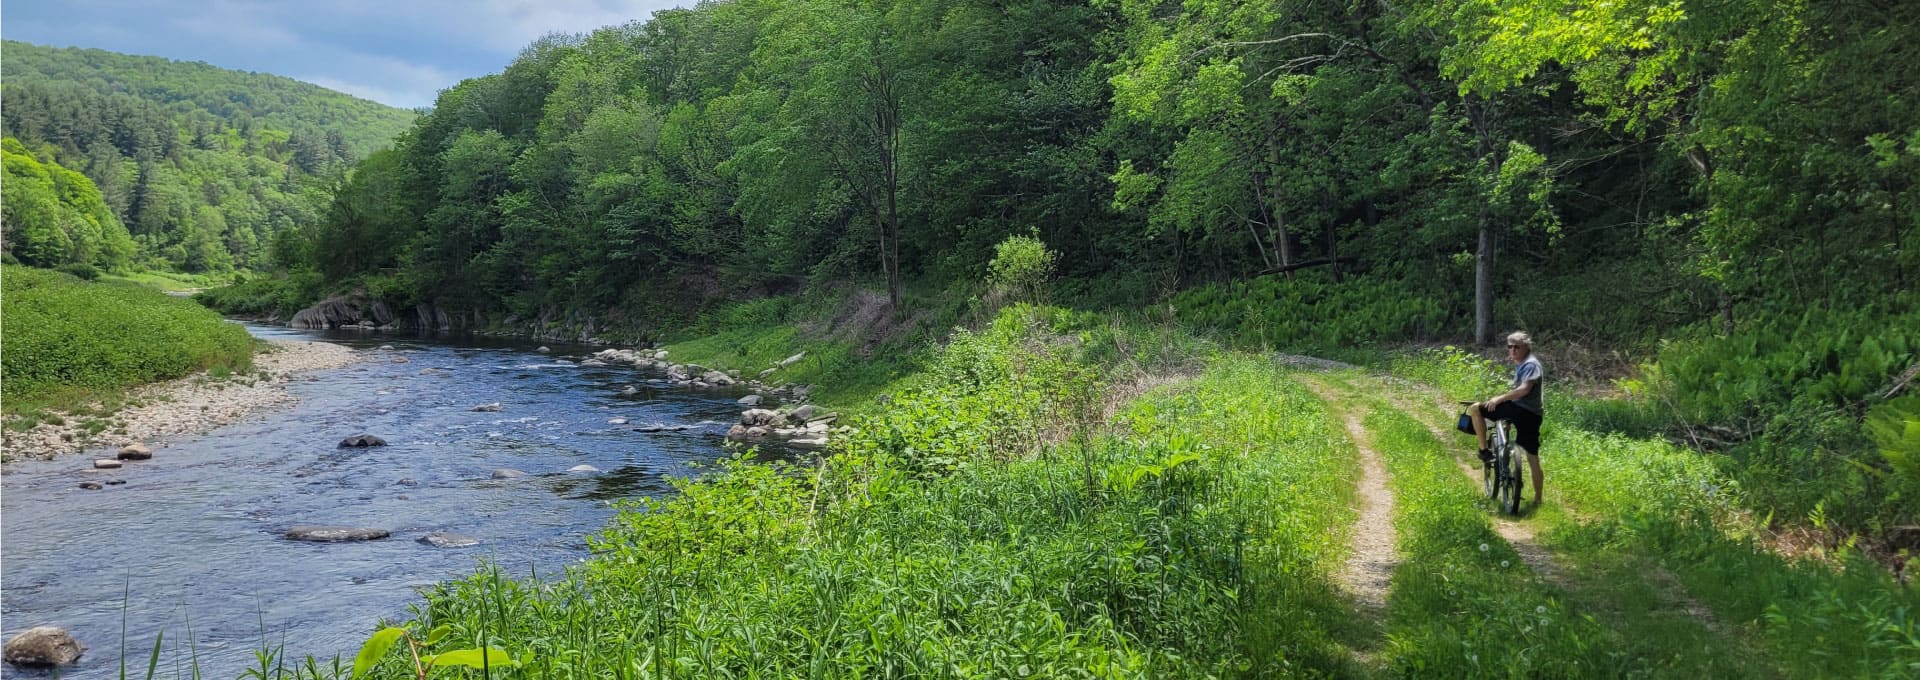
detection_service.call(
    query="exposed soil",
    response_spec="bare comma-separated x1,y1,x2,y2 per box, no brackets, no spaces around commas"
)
1301,377,1400,614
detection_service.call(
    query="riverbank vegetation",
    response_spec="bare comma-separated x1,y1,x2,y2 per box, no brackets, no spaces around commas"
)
0,265,254,426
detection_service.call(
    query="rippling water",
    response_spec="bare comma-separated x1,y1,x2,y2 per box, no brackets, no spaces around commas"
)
2,324,773,679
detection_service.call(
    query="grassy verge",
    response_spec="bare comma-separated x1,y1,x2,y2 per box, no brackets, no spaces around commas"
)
1387,350,1920,677
341,306,1371,678
2,265,254,423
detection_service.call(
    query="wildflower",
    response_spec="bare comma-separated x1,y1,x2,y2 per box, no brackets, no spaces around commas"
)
1536,605,1546,614
1479,543,1490,553
1501,560,1510,568
1540,617,1550,626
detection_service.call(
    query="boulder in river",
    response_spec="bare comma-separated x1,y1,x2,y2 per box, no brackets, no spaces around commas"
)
78,481,103,490
491,468,527,479
469,403,503,412
536,346,551,353
339,434,387,448
738,394,763,406
286,526,390,542
117,443,153,460
418,532,481,549
4,627,84,667
568,465,601,473
580,359,608,367
92,459,121,470
607,417,629,425
619,385,639,396
391,356,409,363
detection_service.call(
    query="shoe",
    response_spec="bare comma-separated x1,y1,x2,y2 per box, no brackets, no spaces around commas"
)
1477,448,1493,465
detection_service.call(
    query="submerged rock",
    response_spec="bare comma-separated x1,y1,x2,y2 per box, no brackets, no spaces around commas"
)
469,403,503,412
491,468,527,479
339,434,387,448
418,532,481,549
286,526,390,542
78,481,103,491
4,626,84,667
568,464,601,473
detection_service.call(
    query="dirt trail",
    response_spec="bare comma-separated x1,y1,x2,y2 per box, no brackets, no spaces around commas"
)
1376,385,1564,580
1298,376,1399,614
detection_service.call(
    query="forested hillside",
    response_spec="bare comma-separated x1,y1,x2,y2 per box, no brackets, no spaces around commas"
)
0,41,417,273
222,0,1915,532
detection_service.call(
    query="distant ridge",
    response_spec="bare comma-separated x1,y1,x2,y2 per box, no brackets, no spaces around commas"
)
2,40,416,156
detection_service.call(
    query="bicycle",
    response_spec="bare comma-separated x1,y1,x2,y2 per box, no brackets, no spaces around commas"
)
1462,402,1524,515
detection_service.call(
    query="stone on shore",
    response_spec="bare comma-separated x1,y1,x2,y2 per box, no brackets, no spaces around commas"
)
740,409,782,427
339,434,387,448
418,532,481,548
780,352,806,367
117,443,153,460
4,627,84,667
286,526,390,542
738,394,763,406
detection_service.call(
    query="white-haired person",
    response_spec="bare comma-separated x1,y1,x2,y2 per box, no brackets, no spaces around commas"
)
1468,332,1545,509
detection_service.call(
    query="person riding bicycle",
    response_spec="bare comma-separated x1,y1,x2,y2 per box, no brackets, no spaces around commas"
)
1468,332,1544,508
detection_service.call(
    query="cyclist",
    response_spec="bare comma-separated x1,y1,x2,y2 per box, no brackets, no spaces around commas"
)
1468,332,1544,508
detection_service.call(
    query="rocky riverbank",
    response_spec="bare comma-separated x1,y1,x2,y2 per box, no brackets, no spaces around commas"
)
1,340,363,462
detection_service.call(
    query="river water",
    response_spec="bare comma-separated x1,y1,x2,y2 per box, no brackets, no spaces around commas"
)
1,324,769,679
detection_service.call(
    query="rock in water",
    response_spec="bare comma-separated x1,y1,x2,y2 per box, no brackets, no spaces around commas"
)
567,464,601,473
789,404,820,422
286,526,390,542
78,481,104,490
536,346,551,353
93,459,122,469
607,417,629,425
491,468,527,479
339,434,387,448
417,532,481,548
117,443,153,460
469,403,503,412
4,627,84,667
738,394,763,406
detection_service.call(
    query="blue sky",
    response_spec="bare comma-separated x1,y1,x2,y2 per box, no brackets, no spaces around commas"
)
3,0,688,109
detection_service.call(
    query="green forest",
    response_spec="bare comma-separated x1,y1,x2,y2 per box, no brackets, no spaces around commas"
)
0,41,416,273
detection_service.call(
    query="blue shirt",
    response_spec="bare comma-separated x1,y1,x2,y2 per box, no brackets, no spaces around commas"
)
1513,355,1544,415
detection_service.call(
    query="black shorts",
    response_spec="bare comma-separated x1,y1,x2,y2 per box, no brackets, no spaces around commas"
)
1482,401,1542,455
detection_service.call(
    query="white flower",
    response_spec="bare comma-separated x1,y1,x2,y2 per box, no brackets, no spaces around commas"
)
1479,543,1490,552
1540,617,1551,626
1501,560,1510,568
1536,605,1546,614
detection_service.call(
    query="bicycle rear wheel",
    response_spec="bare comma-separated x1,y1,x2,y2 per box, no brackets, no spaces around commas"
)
1497,444,1523,515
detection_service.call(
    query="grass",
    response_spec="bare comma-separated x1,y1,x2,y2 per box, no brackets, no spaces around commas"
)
1,265,254,421
100,269,230,292
1384,349,1920,677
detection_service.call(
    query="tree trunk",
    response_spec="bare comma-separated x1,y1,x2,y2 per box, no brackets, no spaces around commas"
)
1475,215,1496,346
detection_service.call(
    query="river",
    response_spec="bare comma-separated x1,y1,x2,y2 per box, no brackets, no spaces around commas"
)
1,324,773,679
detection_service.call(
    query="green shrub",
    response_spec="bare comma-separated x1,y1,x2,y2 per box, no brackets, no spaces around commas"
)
986,233,1057,304
2,265,253,410
194,270,326,317
53,262,100,280
1651,300,1919,426
1174,272,1448,351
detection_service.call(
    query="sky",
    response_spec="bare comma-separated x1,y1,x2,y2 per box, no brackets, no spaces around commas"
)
3,0,689,109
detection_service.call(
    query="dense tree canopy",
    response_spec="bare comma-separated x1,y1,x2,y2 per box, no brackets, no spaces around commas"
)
1,41,416,272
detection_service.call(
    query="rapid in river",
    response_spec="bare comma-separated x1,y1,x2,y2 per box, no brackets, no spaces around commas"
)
2,324,779,679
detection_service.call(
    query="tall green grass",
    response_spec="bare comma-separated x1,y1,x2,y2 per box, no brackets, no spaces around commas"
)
345,307,1368,677
1389,349,1920,677
2,265,254,413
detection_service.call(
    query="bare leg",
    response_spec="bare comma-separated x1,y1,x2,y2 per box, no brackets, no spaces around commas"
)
1469,403,1489,452
1527,452,1543,504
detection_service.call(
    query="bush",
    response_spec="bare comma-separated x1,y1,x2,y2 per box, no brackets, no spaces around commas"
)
53,262,100,280
1174,272,1448,351
986,233,1057,304
2,265,253,408
194,270,326,317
